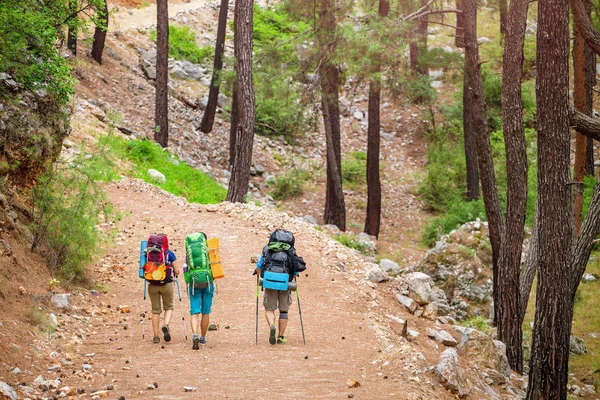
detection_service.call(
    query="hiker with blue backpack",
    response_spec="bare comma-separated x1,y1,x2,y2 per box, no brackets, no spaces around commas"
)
184,232,225,350
255,229,307,345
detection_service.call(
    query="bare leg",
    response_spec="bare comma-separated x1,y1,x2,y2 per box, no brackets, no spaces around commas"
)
278,318,288,336
191,314,200,335
201,314,210,337
265,310,275,327
164,309,173,326
152,313,160,336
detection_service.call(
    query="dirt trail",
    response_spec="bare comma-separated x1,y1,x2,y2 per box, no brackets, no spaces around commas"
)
64,179,452,400
110,0,206,32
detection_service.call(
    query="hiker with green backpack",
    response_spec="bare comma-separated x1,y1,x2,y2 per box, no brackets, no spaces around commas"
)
184,232,217,350
255,229,307,345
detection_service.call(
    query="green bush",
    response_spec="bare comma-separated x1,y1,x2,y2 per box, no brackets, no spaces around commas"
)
31,153,110,279
102,136,227,204
268,168,310,200
342,152,367,186
150,25,213,65
0,0,78,104
422,199,487,247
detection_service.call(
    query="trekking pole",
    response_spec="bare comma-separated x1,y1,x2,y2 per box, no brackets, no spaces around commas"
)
295,277,306,345
255,274,259,345
142,280,147,340
175,278,188,341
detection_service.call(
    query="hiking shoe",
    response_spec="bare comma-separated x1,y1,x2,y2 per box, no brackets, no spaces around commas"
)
192,337,200,350
153,336,160,344
199,337,207,345
269,325,276,345
277,336,287,344
162,325,171,342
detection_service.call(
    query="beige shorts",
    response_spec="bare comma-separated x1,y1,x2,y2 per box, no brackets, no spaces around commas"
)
263,289,292,312
148,282,174,314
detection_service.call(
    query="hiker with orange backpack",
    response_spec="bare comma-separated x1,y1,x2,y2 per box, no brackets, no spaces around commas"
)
141,234,181,344
255,229,306,345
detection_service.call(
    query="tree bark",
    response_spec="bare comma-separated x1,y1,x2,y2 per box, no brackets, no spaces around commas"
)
91,0,109,64
569,104,600,141
464,0,504,324
455,0,464,48
200,0,229,134
365,80,382,238
409,0,429,77
519,202,538,324
574,17,587,235
527,0,572,395
497,0,529,373
226,0,255,203
319,0,346,231
67,0,78,55
584,0,596,176
463,66,479,200
228,89,238,169
499,0,507,36
364,0,388,238
154,0,169,148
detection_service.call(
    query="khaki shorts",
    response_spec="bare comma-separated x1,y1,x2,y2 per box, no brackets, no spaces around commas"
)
148,282,174,314
263,289,292,312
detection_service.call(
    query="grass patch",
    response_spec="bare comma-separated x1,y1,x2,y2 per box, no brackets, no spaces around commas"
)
150,25,213,65
462,315,492,334
335,234,373,255
101,136,227,204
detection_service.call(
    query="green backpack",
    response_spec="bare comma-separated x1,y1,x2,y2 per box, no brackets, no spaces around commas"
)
184,232,213,288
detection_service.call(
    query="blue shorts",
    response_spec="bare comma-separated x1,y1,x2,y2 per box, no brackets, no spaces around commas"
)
188,284,214,315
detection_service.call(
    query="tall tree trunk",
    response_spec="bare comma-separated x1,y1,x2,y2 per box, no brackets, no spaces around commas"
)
319,0,346,231
527,0,572,395
67,0,78,55
154,0,169,148
200,0,229,133
226,0,255,203
574,16,588,235
91,0,109,64
463,67,479,200
409,0,429,78
455,0,464,48
585,0,596,176
464,0,504,324
497,0,529,373
499,0,507,36
228,89,238,169
364,0,388,238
